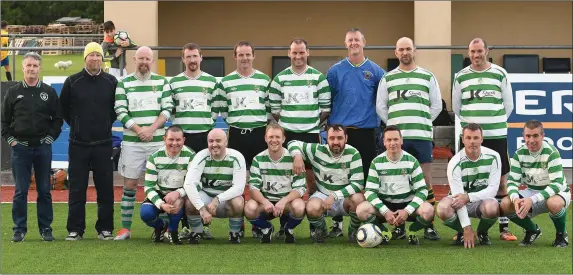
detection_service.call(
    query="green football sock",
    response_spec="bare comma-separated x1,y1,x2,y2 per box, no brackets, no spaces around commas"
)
550,208,567,233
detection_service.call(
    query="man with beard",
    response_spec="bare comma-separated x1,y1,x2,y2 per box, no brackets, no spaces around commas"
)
61,43,118,241
357,126,434,246
183,129,247,244
437,123,501,248
325,28,384,237
452,38,516,241
140,125,196,245
245,123,307,243
288,124,365,243
267,38,330,239
376,37,442,241
113,46,174,240
169,43,220,239
500,120,570,247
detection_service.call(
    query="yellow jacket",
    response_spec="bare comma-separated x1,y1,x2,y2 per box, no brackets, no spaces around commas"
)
1,30,8,60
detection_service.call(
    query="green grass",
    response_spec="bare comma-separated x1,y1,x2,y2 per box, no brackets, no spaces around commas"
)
2,204,572,274
1,54,84,81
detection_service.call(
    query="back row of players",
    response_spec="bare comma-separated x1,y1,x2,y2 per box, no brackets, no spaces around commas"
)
72,28,568,247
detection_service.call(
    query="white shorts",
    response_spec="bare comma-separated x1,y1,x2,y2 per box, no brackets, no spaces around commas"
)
108,68,128,79
518,188,571,218
199,191,242,218
465,198,498,218
118,144,163,179
310,191,347,217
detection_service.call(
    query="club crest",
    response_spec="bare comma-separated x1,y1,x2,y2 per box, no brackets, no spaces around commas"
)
40,92,48,101
363,70,373,80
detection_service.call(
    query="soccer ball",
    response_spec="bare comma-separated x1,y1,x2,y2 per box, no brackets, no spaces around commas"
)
113,30,130,46
356,223,383,248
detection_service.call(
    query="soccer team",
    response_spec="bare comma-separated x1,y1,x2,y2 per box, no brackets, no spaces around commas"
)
3,27,569,248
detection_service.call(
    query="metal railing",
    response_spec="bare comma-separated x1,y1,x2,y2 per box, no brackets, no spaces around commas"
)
2,32,572,79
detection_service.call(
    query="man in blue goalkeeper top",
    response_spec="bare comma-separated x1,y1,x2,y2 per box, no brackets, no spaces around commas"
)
325,28,385,237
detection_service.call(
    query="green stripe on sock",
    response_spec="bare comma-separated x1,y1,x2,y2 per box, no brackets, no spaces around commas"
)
550,208,567,233
349,211,361,230
443,214,463,232
308,215,326,231
507,213,537,232
121,188,137,230
477,217,497,233
409,215,430,232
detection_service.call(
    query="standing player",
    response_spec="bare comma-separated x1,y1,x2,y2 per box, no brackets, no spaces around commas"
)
437,123,501,248
326,28,385,236
113,46,174,240
1,21,12,81
500,120,570,247
183,129,247,244
267,38,330,238
140,125,195,245
452,38,516,241
288,124,365,243
215,40,271,238
169,43,220,239
376,37,442,241
356,126,434,245
245,123,307,243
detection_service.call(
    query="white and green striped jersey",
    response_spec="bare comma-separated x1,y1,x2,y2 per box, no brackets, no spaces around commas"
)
249,148,307,202
287,140,363,200
452,64,514,139
364,150,427,215
183,148,247,210
507,141,569,204
215,70,271,129
169,71,219,133
446,146,501,228
268,66,331,133
376,67,442,141
144,145,196,209
115,72,174,146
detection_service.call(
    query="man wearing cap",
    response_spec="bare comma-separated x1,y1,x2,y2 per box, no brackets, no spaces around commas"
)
60,42,119,241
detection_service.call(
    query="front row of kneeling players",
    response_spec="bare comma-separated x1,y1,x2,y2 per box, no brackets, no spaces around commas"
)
142,120,569,248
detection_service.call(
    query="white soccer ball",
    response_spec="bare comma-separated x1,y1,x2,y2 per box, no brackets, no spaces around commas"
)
113,30,130,45
356,223,383,248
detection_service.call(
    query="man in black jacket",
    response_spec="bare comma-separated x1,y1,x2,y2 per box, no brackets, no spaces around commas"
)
1,52,63,242
60,42,118,241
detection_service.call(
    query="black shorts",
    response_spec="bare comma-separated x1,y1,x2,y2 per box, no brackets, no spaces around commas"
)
346,128,376,180
284,131,321,144
143,193,166,211
228,126,267,168
459,137,510,176
381,201,417,222
184,132,209,153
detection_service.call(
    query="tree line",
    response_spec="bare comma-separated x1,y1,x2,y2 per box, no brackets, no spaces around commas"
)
1,1,104,26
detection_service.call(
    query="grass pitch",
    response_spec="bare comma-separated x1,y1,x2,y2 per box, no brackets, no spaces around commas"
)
1,204,572,274
1,54,85,81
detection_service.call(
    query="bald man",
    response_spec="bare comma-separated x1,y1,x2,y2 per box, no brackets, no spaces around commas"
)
183,128,247,244
114,45,175,240
376,37,443,241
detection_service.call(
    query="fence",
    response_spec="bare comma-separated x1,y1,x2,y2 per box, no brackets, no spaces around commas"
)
2,33,573,79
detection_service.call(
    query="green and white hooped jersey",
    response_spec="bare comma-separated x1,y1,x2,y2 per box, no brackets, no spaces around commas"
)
268,66,331,133
215,70,271,129
453,64,512,139
169,71,219,133
364,150,427,215
249,148,307,202
114,72,174,146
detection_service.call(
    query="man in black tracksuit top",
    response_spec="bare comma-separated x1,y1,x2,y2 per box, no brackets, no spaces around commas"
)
1,52,63,242
60,43,118,240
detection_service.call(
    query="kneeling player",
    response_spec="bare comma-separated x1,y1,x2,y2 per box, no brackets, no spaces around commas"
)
356,126,434,245
245,123,307,243
437,123,501,248
500,120,570,247
183,129,247,244
288,124,365,243
140,126,196,245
